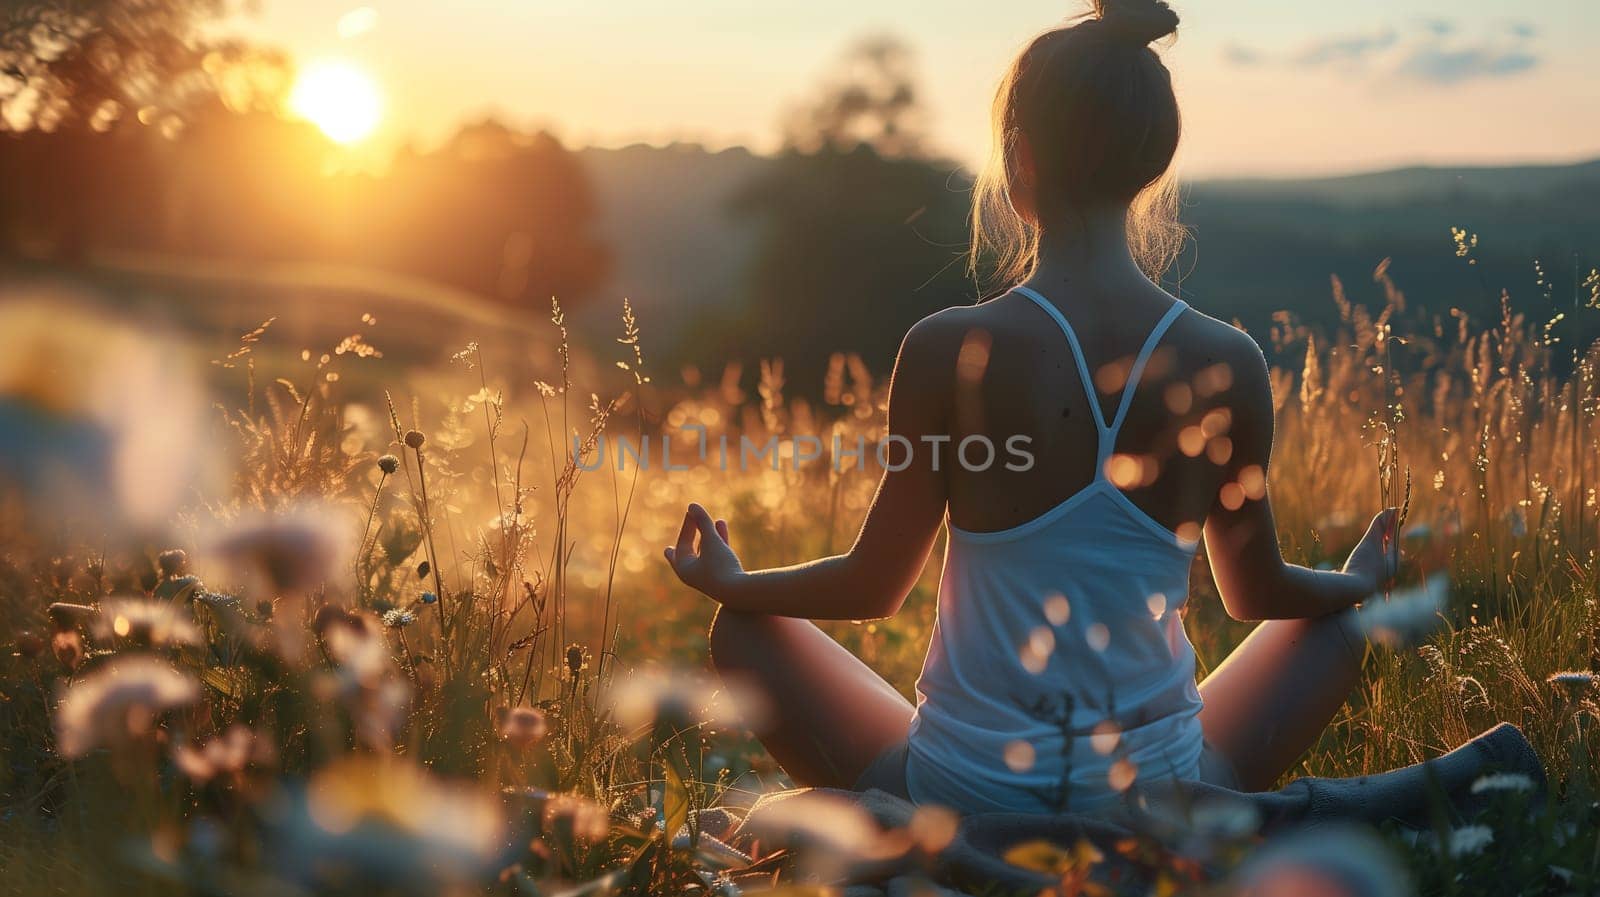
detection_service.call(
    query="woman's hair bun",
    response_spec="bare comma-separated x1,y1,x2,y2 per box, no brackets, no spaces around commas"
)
1092,0,1179,46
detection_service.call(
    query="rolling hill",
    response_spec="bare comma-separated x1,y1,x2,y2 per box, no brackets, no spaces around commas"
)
578,145,1600,373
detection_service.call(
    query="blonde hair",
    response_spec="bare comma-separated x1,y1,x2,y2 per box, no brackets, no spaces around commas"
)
970,0,1187,292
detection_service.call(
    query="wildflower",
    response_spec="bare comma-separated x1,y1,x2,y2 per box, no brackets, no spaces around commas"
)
1471,772,1536,795
381,608,417,629
315,609,412,749
0,301,207,531
543,792,611,842
97,598,203,648
1358,578,1448,648
280,757,508,889
172,724,277,785
740,789,908,878
1437,824,1494,857
420,591,438,605
608,667,764,733
377,454,400,475
496,706,549,750
317,608,390,682
211,507,352,593
403,429,426,449
51,630,84,671
54,656,201,758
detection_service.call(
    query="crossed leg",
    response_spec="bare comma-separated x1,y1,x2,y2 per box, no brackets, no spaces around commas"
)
712,604,1368,795
709,608,915,789
1197,607,1368,791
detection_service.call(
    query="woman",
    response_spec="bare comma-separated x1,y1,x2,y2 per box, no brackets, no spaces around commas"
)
664,0,1397,814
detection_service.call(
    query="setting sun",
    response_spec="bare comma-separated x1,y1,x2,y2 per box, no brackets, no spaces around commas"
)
288,59,382,144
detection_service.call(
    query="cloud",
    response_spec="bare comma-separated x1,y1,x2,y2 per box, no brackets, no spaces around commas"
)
1222,43,1263,66
1292,29,1398,68
1221,18,1541,86
1397,46,1538,84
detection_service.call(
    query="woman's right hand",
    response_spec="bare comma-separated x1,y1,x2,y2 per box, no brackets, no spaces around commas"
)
663,503,746,602
1342,508,1400,597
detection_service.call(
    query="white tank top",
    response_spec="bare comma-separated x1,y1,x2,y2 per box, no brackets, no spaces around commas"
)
905,285,1204,814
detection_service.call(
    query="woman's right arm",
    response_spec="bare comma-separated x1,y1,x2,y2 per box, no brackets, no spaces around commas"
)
1202,337,1395,622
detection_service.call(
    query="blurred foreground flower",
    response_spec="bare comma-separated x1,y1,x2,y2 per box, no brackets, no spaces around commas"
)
0,295,212,529
740,790,910,880
96,597,203,649
1422,823,1495,858
609,666,769,735
1358,578,1449,648
54,655,201,758
264,757,511,895
1470,772,1537,795
1003,838,1104,881
501,788,611,843
1232,825,1409,897
210,505,355,594
172,724,278,785
314,608,411,749
1128,788,1261,859
496,705,550,750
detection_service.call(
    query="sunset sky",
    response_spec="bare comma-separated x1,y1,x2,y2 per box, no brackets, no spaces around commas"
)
230,0,1600,178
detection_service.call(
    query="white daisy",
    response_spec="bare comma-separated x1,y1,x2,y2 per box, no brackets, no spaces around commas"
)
1470,773,1536,795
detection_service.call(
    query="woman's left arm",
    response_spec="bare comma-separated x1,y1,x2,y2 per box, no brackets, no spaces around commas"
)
663,315,954,620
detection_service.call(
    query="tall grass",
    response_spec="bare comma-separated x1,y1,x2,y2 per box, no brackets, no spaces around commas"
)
1,243,1599,895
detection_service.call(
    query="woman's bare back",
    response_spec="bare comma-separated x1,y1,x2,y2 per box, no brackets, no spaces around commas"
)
925,279,1270,539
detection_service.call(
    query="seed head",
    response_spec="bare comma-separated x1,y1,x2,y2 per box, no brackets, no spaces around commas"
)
14,630,44,658
403,430,426,450
377,454,400,475
157,549,189,578
565,644,589,677
1547,671,1599,697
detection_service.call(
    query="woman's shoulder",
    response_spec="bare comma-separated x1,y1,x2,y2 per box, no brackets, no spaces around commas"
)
897,303,995,358
1168,306,1276,428
1173,305,1269,370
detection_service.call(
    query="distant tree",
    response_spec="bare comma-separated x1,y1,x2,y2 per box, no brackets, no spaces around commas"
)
0,0,286,134
0,106,610,312
350,119,611,310
722,35,972,386
782,35,927,159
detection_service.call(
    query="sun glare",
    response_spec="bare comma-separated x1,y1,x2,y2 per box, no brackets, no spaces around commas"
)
288,60,383,145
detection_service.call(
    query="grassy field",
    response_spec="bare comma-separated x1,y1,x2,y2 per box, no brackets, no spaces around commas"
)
2,244,1599,896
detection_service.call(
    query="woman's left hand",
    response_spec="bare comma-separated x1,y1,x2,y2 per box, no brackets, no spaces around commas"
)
663,503,746,600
